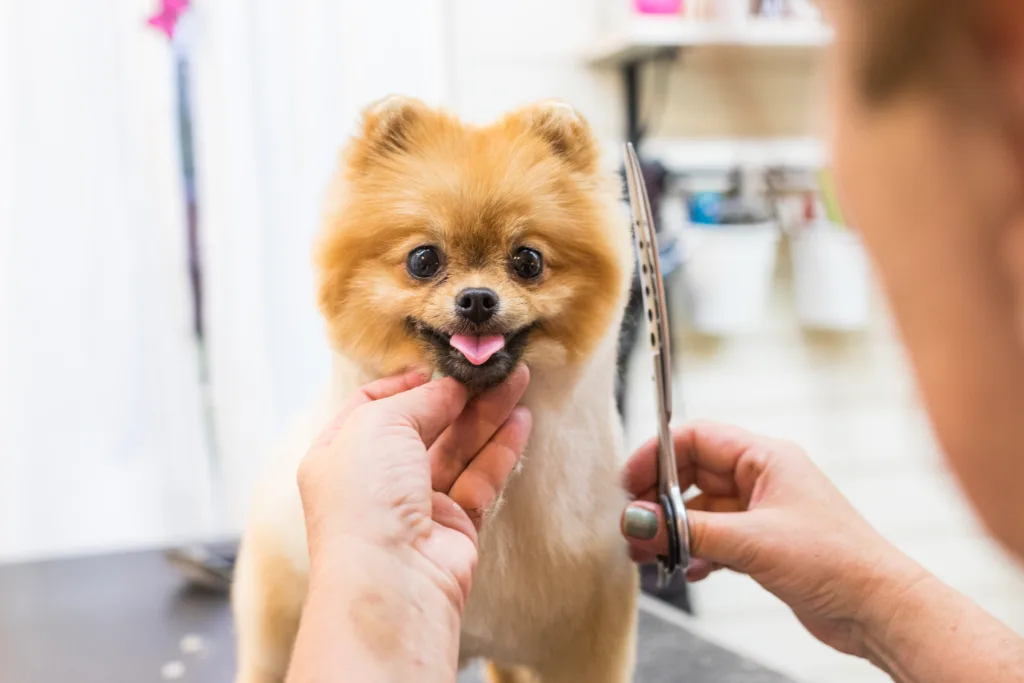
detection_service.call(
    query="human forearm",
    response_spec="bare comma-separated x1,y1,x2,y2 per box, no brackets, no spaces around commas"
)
863,570,1024,683
287,542,462,683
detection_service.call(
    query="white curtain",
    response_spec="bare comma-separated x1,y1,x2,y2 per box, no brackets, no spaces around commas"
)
0,0,213,560
189,0,452,528
0,0,452,560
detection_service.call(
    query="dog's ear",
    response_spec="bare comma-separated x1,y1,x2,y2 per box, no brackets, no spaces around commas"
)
507,100,600,173
349,95,433,167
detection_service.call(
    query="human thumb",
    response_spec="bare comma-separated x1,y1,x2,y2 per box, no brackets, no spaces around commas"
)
374,377,469,446
622,502,755,571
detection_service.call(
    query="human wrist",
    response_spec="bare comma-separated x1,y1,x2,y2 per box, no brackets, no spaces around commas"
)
307,538,463,678
311,533,465,615
856,565,1024,683
856,555,936,675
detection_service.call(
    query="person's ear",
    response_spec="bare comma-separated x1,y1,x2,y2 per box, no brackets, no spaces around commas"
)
975,0,1024,117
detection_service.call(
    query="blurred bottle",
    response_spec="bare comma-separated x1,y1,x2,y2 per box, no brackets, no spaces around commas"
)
756,0,787,19
686,171,730,225
635,0,684,14
719,167,773,224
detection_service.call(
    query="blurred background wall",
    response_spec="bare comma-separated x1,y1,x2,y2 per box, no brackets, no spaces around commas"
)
0,0,214,561
1,2,1021,682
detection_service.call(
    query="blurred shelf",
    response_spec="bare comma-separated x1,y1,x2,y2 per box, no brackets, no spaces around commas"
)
587,16,834,66
639,137,827,171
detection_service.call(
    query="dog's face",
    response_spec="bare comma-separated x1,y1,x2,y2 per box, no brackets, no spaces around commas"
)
317,97,630,390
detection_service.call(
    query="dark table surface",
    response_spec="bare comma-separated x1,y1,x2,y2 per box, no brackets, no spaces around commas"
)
0,550,796,683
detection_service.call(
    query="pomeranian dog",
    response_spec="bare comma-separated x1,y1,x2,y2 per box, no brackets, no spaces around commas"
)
232,96,638,682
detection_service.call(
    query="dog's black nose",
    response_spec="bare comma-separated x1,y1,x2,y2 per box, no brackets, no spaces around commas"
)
455,288,499,325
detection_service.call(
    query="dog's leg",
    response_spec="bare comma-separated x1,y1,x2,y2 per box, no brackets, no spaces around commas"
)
485,662,538,683
531,569,639,683
232,532,307,683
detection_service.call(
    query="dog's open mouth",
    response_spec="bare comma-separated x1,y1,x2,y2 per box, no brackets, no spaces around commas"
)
408,319,533,390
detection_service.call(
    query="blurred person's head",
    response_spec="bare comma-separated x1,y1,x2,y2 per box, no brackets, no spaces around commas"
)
825,0,1024,556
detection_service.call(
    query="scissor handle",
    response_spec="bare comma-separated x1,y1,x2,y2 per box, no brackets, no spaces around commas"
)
655,433,691,586
653,352,691,581
657,492,681,576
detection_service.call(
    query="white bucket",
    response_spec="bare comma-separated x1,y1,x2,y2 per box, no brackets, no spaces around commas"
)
791,223,870,331
717,0,752,23
683,221,780,335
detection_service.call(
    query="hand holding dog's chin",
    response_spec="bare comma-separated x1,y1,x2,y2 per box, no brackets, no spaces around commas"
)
296,373,477,610
290,375,470,683
289,368,531,683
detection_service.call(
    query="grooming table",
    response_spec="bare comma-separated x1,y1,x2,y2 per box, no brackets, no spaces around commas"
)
0,550,796,683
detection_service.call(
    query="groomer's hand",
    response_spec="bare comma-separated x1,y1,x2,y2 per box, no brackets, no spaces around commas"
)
299,365,530,608
290,367,531,683
621,423,926,659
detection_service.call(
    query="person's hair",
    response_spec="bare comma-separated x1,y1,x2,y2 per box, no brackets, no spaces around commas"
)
857,0,977,104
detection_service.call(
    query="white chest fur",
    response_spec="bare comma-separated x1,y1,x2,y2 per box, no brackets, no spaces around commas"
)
457,333,632,663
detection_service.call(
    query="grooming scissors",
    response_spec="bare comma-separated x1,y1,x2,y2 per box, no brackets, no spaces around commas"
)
623,143,691,587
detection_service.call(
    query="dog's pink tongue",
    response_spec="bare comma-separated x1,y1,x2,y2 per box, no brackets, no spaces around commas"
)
449,334,506,366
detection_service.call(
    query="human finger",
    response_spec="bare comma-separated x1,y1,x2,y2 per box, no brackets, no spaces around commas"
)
446,407,532,529
429,365,530,492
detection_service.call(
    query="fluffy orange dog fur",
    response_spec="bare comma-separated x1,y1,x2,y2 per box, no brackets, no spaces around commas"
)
232,96,638,682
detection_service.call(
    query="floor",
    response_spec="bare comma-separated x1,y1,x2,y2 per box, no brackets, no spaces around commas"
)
0,550,796,683
458,597,796,683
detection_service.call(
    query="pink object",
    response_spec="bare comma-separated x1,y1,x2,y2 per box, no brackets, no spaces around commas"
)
634,0,683,14
449,334,506,366
147,0,189,39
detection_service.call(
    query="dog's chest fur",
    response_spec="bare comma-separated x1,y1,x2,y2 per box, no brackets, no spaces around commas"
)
456,335,631,664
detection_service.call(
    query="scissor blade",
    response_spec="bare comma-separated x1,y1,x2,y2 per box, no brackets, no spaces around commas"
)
625,144,691,576
624,143,673,420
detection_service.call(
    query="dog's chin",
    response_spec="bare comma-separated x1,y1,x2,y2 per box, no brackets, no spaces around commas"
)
407,319,533,391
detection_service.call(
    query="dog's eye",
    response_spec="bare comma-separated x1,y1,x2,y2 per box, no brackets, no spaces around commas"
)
511,247,543,280
407,247,442,280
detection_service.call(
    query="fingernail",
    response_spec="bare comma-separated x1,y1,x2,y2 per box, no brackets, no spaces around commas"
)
623,505,658,541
